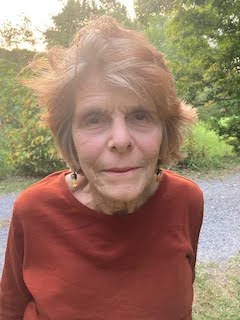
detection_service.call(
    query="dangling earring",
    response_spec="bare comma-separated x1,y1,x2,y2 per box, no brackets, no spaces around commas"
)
154,160,162,182
71,171,78,188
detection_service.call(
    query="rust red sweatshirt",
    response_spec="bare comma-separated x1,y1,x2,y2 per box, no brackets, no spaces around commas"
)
0,169,204,320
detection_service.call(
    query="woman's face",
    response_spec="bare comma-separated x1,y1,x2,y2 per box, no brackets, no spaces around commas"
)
72,78,163,204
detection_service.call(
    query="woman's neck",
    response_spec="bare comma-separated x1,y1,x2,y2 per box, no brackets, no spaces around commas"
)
90,180,159,215
66,173,159,215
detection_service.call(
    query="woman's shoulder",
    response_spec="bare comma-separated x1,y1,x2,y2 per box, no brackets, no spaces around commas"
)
14,169,70,213
162,169,203,202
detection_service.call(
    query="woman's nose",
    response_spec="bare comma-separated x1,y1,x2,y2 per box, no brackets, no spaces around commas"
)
107,118,133,153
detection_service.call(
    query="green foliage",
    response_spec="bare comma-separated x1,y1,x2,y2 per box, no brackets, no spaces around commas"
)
97,0,132,25
180,122,235,169
0,50,65,176
1,2,239,175
0,129,13,178
142,15,177,61
214,116,240,154
170,2,239,116
0,16,35,49
0,49,36,178
44,0,97,47
139,0,240,153
0,48,35,65
6,94,65,176
44,0,132,47
134,0,176,25
198,104,240,154
0,49,36,131
0,58,30,128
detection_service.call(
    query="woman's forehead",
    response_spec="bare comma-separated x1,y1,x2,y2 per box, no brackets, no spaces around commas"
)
74,85,157,115
76,84,137,103
75,76,154,106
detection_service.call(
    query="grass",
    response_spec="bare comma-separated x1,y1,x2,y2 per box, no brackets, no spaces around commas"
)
175,156,240,180
0,176,41,195
180,122,237,171
193,254,240,319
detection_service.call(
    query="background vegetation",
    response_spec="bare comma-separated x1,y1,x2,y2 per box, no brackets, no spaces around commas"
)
0,2,239,318
0,0,239,178
193,253,240,320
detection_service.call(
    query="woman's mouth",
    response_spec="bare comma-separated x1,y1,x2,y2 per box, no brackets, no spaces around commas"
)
102,167,140,174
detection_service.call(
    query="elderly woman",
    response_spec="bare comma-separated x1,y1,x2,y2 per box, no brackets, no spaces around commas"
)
0,16,203,320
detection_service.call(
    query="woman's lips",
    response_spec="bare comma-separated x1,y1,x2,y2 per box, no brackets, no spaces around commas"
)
102,167,140,174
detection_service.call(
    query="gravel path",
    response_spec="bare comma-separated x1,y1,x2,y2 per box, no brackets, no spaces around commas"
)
0,172,239,273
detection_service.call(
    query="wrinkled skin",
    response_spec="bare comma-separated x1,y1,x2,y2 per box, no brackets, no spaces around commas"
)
66,78,163,215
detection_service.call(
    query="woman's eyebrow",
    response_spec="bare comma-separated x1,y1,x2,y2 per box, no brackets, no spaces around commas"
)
128,105,152,111
76,104,157,117
76,106,109,117
126,104,158,114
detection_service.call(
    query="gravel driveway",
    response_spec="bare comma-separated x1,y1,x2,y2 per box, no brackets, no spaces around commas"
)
0,172,239,273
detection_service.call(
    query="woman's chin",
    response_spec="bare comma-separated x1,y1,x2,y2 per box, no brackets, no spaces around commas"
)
95,182,147,206
102,188,140,203
92,188,140,214
88,174,157,212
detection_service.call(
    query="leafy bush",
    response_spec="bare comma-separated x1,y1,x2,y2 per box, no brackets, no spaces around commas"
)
198,103,240,153
0,52,65,176
214,116,240,154
0,129,13,178
6,94,65,176
180,122,235,169
0,48,35,66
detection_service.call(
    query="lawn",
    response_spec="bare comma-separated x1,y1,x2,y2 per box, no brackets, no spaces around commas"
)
0,176,40,195
193,254,239,319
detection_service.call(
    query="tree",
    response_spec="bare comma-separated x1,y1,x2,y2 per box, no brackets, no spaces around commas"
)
97,0,131,26
134,0,179,25
44,0,131,48
0,52,33,127
135,1,239,152
44,0,98,47
142,14,179,63
0,50,65,175
0,16,36,50
167,0,240,152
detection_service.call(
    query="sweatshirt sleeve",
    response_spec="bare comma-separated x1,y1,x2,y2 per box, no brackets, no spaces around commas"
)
0,206,32,320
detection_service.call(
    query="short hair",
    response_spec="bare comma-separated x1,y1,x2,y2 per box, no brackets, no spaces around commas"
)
22,15,196,172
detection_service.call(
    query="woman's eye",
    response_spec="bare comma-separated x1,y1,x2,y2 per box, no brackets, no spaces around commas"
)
131,111,150,122
85,113,106,125
87,115,101,124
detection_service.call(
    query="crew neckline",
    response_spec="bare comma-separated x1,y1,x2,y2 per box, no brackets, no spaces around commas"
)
60,169,167,223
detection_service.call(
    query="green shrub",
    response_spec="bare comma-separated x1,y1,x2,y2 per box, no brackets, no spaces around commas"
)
8,128,66,176
7,94,65,176
180,122,235,169
0,53,66,176
0,129,13,178
215,116,240,154
198,104,240,155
